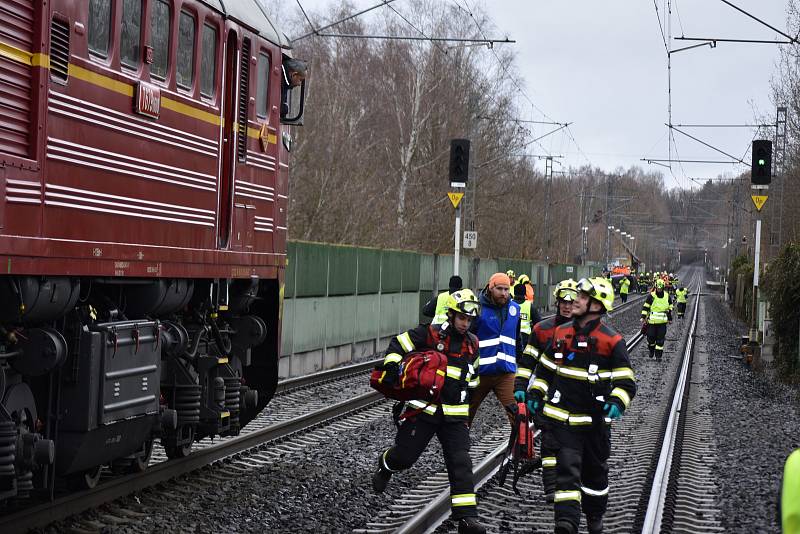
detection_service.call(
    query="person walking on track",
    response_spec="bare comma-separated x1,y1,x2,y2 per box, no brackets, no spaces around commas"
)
641,279,672,360
674,286,688,319
468,272,521,427
527,277,636,534
372,290,487,534
618,276,630,303
514,278,578,503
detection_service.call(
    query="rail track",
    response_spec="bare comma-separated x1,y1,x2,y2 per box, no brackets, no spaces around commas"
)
0,289,650,533
365,272,710,534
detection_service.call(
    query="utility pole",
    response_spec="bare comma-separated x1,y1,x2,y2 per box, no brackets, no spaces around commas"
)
543,157,553,262
775,106,787,252
604,174,613,268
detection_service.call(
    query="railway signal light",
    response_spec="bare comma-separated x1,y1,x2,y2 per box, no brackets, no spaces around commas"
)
751,140,772,186
449,139,470,187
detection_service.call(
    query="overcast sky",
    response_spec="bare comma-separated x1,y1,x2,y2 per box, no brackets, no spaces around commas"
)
272,0,791,189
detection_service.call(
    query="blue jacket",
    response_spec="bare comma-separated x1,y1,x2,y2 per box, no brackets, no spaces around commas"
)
472,290,521,375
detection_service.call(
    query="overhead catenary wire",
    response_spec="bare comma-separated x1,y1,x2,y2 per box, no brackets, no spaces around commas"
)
292,0,399,42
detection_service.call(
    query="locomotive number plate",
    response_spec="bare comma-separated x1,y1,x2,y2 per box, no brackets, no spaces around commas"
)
135,81,161,119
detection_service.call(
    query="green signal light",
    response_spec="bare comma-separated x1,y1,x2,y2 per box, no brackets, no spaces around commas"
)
758,159,765,166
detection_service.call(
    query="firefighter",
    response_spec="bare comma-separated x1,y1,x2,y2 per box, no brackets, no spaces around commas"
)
516,274,535,302
372,289,486,534
618,276,630,304
422,275,463,324
528,277,636,534
641,279,672,360
514,278,578,503
674,286,688,319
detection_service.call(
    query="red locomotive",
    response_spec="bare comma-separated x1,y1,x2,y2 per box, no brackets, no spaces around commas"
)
0,0,305,497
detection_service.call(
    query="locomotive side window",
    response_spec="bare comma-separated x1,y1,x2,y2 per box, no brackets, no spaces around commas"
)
176,10,195,89
256,52,270,118
120,0,142,68
149,0,171,80
200,23,217,98
88,0,112,57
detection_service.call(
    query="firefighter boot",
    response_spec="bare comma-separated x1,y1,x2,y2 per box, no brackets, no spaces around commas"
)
586,515,604,534
372,454,392,493
457,516,487,534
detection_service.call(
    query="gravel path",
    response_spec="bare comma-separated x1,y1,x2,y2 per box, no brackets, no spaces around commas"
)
704,295,800,533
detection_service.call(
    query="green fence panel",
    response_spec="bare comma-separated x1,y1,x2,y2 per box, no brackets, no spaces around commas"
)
290,298,327,353
420,254,435,291
285,241,297,299
281,298,294,356
400,252,421,292
534,263,549,309
328,245,357,296
436,255,454,290
355,294,380,342
477,258,499,291
400,293,420,330
380,293,402,336
325,295,356,347
294,242,329,298
357,248,381,294
381,251,403,293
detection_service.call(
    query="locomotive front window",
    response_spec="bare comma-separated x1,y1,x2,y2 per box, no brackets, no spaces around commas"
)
256,52,270,118
88,0,112,57
149,0,171,80
200,24,217,98
177,11,195,89
120,0,142,68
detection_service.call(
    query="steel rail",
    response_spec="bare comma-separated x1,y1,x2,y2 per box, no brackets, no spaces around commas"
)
275,358,379,393
640,282,702,533
396,327,647,534
0,391,384,534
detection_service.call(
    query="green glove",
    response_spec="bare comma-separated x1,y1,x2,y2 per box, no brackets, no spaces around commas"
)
527,399,539,413
604,403,622,420
514,390,526,403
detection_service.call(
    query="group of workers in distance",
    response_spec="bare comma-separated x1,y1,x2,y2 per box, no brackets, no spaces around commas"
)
372,270,638,534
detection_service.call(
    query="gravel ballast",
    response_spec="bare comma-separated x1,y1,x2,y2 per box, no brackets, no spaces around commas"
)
704,295,800,533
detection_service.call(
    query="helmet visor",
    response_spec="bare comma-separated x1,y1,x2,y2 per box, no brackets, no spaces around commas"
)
458,300,481,316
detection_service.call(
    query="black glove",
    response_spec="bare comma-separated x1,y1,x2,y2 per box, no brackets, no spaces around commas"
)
381,362,400,386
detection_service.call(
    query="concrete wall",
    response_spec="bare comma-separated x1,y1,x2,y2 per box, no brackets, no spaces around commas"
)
279,241,603,378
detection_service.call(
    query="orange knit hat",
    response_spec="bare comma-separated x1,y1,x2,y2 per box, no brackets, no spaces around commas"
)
488,272,511,289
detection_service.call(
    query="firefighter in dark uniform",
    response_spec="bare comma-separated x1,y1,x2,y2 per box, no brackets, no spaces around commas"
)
372,289,487,534
514,278,578,503
528,277,636,534
641,279,672,359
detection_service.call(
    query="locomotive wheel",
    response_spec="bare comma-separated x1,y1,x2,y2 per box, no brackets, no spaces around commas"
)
164,427,194,460
68,465,103,490
111,439,153,474
164,441,192,460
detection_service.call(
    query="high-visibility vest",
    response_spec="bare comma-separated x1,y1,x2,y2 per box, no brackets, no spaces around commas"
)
432,291,451,324
676,288,688,303
646,292,671,324
619,278,630,295
519,300,533,335
782,449,800,534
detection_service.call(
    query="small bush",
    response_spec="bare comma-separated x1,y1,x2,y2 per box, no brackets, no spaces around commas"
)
762,243,800,375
